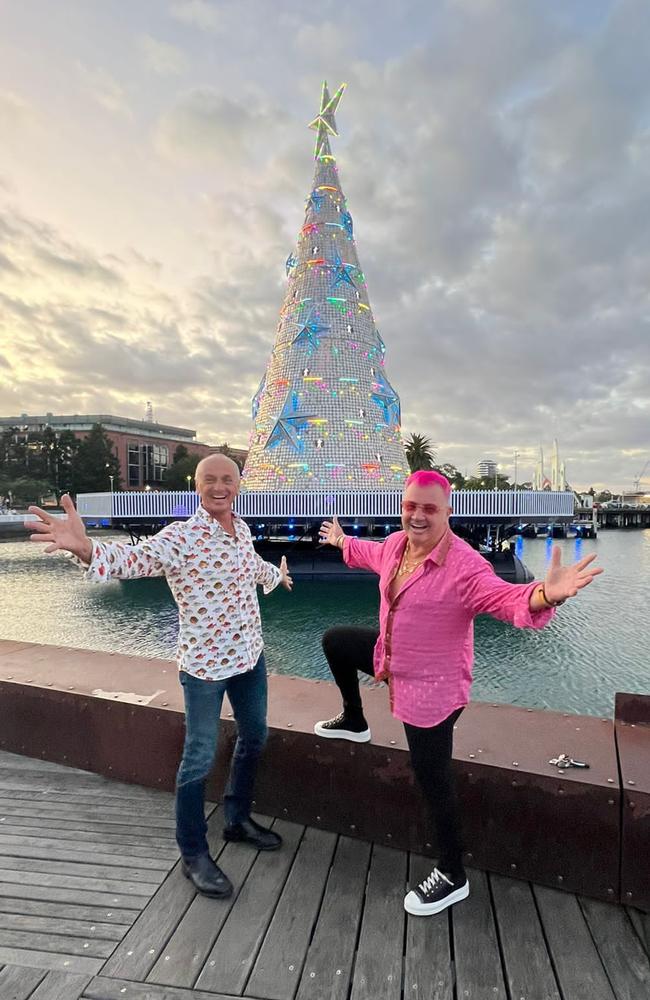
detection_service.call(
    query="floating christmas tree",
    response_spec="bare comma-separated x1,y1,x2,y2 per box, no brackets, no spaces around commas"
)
242,82,408,491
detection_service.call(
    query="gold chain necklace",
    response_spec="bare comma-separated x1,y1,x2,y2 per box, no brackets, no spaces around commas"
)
396,541,428,577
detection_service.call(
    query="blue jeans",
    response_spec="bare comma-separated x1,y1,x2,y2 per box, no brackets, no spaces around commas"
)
175,654,268,859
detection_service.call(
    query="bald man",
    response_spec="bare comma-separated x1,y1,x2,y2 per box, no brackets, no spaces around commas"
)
28,454,293,899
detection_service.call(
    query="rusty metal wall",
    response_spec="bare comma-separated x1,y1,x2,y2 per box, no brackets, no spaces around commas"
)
616,693,650,912
0,662,639,904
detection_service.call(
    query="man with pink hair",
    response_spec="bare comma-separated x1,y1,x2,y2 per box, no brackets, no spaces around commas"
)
317,470,601,916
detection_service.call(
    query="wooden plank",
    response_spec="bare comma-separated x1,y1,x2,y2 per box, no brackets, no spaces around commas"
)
627,907,650,957
27,970,91,1000
0,868,159,897
146,841,258,988
452,869,507,1000
0,912,128,941
0,832,176,860
534,885,616,1000
97,864,194,982
0,854,168,880
0,928,115,959
580,897,650,1000
296,836,371,1000
0,787,176,813
83,976,238,999
0,816,176,843
0,880,149,909
246,826,337,1000
349,844,406,1000
0,962,46,999
0,946,104,975
195,819,303,995
404,854,453,1000
0,897,137,926
489,874,560,1000
100,806,227,982
0,800,176,829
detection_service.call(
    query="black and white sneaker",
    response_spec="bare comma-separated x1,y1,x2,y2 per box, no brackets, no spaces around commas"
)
404,868,469,916
314,712,371,743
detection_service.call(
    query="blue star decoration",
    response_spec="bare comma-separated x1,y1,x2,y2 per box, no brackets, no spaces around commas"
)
308,189,325,213
371,372,401,425
265,394,317,452
252,373,266,420
285,253,297,276
329,250,356,290
287,305,331,350
342,210,353,237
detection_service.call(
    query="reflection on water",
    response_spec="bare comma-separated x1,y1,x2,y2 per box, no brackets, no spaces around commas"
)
1,530,648,716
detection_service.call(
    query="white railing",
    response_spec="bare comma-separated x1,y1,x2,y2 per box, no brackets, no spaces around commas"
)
75,490,575,521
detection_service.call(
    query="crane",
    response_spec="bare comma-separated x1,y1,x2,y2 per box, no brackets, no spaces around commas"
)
633,459,650,492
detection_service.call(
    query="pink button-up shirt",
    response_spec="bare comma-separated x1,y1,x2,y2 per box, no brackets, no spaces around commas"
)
343,529,555,727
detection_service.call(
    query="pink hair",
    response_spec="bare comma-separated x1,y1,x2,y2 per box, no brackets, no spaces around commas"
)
404,469,452,498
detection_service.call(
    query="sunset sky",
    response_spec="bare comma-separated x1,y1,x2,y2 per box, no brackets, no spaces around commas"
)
1,0,648,490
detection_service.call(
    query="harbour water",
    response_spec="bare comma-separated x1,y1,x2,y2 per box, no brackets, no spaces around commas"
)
0,530,647,717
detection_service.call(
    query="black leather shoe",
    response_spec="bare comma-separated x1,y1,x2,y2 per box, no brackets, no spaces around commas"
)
181,853,233,898
223,817,282,851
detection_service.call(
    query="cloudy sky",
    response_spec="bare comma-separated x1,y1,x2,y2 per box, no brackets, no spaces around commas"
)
1,0,648,490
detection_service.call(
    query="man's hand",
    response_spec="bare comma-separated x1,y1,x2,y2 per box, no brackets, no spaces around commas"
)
26,494,93,564
542,546,603,604
279,555,293,591
319,516,346,548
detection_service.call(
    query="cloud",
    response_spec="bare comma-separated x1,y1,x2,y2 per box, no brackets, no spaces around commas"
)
3,0,650,488
169,0,221,32
139,35,188,76
76,63,132,118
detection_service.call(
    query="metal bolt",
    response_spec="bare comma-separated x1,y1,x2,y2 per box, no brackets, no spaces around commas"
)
389,739,396,745
607,778,614,783
627,780,636,786
557,875,564,882
512,781,517,787
608,799,615,805
469,753,475,759
510,863,517,870
287,722,293,727
512,761,519,767
629,802,635,808
626,891,633,898
607,888,614,895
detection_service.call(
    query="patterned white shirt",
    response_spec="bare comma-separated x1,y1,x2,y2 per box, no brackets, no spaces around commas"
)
83,506,281,681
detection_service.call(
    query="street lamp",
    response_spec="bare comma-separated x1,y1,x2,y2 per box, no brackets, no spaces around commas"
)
494,464,499,491
186,475,192,492
109,475,114,493
513,451,520,491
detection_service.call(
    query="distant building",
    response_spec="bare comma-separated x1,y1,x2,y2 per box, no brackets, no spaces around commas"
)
0,413,247,490
476,459,497,479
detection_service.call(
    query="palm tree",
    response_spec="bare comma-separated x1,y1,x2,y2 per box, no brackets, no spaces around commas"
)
404,434,436,472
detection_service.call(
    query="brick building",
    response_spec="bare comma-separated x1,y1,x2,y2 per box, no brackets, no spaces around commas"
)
0,413,247,490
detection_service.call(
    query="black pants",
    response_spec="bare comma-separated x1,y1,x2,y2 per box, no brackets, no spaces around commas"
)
322,625,465,879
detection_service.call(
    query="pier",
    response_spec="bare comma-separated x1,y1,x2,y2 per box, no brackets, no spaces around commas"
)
0,640,648,998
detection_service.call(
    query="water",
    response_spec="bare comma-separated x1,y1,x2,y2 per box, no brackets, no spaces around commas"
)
0,531,648,717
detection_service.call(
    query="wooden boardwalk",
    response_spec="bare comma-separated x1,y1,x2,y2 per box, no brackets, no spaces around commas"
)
0,751,647,1000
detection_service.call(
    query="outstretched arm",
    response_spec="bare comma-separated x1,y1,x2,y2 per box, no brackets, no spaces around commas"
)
319,515,385,575
530,546,603,610
27,493,178,580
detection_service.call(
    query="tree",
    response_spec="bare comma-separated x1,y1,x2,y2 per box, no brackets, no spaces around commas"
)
435,462,465,489
595,490,612,503
173,444,189,464
72,424,121,494
464,474,512,491
405,434,436,472
164,452,202,490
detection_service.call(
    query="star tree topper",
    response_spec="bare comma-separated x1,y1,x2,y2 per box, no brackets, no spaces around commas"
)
308,81,346,159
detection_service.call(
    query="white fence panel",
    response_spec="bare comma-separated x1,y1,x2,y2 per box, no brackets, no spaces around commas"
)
76,489,575,521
